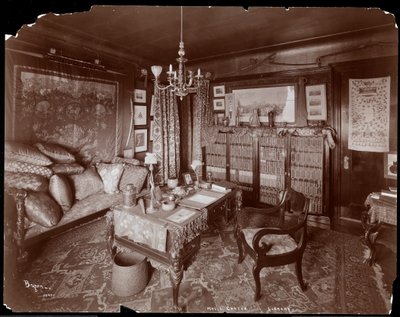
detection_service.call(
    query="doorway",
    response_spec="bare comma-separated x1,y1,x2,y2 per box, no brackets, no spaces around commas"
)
332,57,398,222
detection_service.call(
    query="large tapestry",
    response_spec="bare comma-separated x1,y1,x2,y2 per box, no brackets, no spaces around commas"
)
12,66,120,165
348,77,390,152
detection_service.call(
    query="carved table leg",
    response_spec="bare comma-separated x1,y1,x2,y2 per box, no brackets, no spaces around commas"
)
169,251,184,312
361,211,382,266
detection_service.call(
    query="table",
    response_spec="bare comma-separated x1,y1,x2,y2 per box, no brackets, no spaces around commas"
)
106,187,242,311
361,193,397,266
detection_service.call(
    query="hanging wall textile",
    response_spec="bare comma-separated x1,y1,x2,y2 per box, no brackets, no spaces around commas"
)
12,66,120,165
348,77,390,152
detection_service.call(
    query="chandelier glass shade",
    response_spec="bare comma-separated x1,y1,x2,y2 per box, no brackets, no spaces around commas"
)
151,7,203,100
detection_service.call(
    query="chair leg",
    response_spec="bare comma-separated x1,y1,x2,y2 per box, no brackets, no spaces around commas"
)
295,258,308,291
235,229,245,264
252,264,262,301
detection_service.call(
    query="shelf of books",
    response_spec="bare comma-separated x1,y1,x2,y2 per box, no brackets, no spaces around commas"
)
290,135,324,215
205,132,227,182
259,135,287,205
229,134,254,194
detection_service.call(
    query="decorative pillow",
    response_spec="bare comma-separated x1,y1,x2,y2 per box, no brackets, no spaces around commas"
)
5,160,53,178
119,164,148,192
4,172,49,192
49,174,74,212
112,156,141,166
34,142,76,163
50,163,85,175
69,166,104,200
5,141,53,166
24,192,62,228
96,163,124,194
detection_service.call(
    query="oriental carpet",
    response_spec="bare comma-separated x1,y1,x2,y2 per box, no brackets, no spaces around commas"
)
10,216,394,314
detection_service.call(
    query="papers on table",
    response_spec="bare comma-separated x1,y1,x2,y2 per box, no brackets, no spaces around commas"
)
178,190,226,210
166,208,197,224
187,193,217,205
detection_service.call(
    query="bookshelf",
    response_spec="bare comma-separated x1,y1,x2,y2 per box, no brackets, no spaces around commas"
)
205,132,227,182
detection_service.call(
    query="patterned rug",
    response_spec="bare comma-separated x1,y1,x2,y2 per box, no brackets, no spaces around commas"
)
10,216,393,314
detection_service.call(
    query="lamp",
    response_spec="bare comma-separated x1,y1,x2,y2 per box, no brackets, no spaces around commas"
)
190,159,203,185
151,6,204,100
145,153,158,213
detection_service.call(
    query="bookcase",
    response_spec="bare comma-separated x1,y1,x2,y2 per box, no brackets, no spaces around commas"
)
203,129,330,216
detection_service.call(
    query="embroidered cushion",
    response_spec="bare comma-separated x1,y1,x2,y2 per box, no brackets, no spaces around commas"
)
24,192,62,228
119,164,148,192
50,163,85,175
5,160,53,178
4,172,49,192
69,166,104,200
242,228,297,255
5,141,53,166
112,156,141,166
34,142,76,163
96,163,124,194
49,174,74,212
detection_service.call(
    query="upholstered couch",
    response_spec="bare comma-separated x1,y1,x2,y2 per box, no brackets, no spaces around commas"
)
4,141,149,270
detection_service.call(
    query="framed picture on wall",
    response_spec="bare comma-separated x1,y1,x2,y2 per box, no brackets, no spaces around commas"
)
384,151,397,180
305,84,327,121
134,105,147,125
134,129,148,152
213,99,225,111
213,85,225,97
134,89,146,103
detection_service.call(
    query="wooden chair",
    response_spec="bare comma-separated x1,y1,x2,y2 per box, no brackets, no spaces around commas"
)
234,188,310,301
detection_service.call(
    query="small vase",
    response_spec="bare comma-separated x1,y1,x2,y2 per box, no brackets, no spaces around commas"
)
249,109,260,127
167,178,179,189
268,111,275,128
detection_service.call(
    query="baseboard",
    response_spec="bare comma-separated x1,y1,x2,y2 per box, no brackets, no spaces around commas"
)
307,215,331,230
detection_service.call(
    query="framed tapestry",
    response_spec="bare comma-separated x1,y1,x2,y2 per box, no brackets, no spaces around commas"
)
12,66,120,165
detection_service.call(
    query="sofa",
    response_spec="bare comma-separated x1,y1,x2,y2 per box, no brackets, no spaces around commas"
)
4,141,149,270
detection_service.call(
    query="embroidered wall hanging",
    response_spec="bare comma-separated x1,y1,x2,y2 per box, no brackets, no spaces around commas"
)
12,66,120,165
348,76,390,152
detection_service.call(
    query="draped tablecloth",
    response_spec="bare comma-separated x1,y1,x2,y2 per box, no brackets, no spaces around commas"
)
364,193,397,226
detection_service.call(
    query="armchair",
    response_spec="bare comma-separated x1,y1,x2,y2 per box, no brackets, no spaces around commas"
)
234,188,310,301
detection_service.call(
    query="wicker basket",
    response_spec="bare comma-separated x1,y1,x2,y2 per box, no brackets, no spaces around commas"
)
111,251,149,297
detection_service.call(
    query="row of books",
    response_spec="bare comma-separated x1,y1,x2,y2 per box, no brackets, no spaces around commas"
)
230,144,253,159
291,136,324,153
206,143,226,156
230,169,253,184
230,157,253,171
291,151,324,167
307,197,324,215
291,165,323,181
205,166,226,181
259,187,281,205
291,178,322,197
206,153,227,168
260,173,285,188
259,135,286,148
260,160,285,175
260,146,286,162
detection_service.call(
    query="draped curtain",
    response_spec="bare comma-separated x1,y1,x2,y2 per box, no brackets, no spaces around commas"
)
152,87,181,184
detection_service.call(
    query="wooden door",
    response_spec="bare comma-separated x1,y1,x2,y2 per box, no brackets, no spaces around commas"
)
333,57,398,221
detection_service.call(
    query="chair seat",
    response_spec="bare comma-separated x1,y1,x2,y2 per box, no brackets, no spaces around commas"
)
242,228,297,255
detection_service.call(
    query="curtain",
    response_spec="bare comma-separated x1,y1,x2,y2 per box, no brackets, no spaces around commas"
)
152,87,181,184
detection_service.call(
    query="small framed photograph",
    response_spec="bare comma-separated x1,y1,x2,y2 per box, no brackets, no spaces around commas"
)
134,89,146,103
183,172,194,186
134,129,148,152
213,99,225,111
149,120,154,141
384,151,397,180
305,84,327,121
134,105,147,125
213,85,225,97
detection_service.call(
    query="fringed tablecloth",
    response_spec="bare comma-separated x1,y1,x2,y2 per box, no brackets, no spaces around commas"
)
365,193,397,225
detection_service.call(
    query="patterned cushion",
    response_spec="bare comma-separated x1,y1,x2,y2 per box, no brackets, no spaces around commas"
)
34,142,76,163
24,192,62,228
49,174,74,212
4,172,49,192
50,162,85,175
96,163,124,194
5,160,53,178
112,156,141,166
119,164,148,192
242,228,297,255
5,141,53,166
69,166,104,200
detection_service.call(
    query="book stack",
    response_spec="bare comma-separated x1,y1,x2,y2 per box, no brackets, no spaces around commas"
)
379,189,397,205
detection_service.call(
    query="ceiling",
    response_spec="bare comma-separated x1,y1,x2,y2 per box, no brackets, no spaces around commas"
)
8,6,397,67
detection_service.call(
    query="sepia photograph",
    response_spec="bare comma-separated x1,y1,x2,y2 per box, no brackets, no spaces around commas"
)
3,3,398,316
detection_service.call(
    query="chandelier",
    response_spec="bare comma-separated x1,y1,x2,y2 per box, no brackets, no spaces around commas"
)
151,6,203,100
